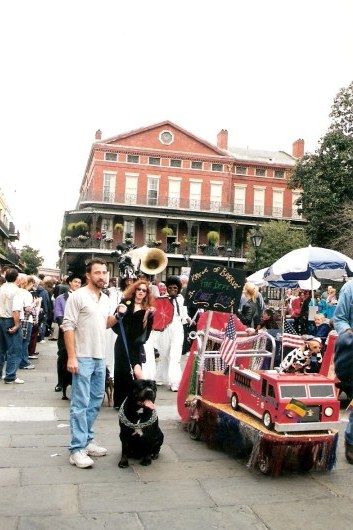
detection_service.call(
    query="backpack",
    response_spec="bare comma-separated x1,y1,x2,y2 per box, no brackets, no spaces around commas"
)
334,332,353,399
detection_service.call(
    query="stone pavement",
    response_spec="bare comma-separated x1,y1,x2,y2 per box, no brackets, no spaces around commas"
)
1,340,353,530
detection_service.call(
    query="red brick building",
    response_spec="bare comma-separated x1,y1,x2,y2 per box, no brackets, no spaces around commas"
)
60,121,305,278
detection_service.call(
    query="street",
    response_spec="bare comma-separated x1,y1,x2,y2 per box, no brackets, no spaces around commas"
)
1,339,353,530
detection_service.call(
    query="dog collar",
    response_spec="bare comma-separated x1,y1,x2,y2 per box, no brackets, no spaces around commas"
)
118,399,158,430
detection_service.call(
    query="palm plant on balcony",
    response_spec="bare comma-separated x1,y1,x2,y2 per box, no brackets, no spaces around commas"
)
114,223,123,233
161,227,174,237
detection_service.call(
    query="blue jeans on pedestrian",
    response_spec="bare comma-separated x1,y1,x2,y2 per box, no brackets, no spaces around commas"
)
0,318,22,382
19,322,33,368
69,357,105,453
346,413,353,445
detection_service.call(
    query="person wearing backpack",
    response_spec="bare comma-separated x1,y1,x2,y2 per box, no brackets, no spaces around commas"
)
333,281,353,464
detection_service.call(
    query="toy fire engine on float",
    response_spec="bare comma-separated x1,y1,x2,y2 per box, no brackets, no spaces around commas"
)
228,364,339,433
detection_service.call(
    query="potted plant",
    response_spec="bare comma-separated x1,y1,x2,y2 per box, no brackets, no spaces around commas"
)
161,227,174,237
65,236,72,242
217,244,225,251
125,237,133,244
114,223,123,233
199,243,207,249
105,237,113,243
207,230,220,246
153,240,162,246
78,234,88,241
172,241,181,247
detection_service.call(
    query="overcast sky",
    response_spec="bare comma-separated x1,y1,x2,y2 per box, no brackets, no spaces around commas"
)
1,0,352,269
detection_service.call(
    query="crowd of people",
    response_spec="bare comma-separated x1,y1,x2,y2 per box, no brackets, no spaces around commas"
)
1,259,352,467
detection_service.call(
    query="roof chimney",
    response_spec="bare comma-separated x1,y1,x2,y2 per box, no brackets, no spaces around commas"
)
217,129,228,150
292,138,304,158
95,129,102,141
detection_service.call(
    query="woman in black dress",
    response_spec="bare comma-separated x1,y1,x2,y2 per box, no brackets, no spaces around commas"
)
113,279,155,409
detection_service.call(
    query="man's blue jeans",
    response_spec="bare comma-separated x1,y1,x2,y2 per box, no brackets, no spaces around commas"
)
0,318,22,382
69,357,105,453
19,322,33,368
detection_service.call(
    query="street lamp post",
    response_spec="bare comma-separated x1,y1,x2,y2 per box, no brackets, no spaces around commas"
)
250,224,264,271
183,248,190,267
226,247,232,267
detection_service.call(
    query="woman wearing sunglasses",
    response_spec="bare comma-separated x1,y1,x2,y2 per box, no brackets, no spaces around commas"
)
113,279,155,409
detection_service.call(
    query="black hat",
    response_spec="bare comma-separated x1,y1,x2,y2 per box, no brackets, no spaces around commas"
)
166,275,182,293
66,273,82,284
334,332,353,398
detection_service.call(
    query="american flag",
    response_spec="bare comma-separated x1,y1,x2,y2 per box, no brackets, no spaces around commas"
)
282,320,305,349
219,315,237,365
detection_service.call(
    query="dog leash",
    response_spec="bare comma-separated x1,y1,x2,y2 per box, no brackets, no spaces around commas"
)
117,316,135,380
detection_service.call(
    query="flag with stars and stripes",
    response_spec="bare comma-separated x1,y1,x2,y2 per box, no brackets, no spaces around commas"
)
282,320,305,349
219,315,237,366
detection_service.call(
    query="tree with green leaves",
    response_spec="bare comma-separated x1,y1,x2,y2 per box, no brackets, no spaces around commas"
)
245,220,309,271
288,81,353,250
20,245,44,274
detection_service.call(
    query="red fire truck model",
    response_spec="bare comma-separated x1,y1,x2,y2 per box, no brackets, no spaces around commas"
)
227,366,340,433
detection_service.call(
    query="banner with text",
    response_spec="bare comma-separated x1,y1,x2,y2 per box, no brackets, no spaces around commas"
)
184,261,246,313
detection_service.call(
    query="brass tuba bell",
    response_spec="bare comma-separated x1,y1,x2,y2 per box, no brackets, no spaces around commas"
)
140,248,168,275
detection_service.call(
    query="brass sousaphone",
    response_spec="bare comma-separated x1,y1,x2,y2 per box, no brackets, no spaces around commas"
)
140,248,168,275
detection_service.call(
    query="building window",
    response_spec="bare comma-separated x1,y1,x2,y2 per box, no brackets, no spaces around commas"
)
147,177,159,205
292,191,302,219
255,168,266,177
105,152,117,161
189,181,201,209
236,166,247,175
274,169,285,179
124,220,134,240
159,130,174,145
127,154,139,164
191,161,203,170
211,163,223,172
146,219,157,243
254,188,265,215
149,157,161,166
125,175,138,205
170,159,182,168
168,179,180,208
234,186,246,214
210,183,222,212
272,190,284,217
103,173,116,202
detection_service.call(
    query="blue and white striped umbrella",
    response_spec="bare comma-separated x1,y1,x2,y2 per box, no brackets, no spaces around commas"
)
264,246,353,282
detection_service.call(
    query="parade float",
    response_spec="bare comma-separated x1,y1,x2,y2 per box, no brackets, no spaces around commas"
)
177,261,339,476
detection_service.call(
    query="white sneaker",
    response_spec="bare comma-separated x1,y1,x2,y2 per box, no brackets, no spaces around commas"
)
5,378,25,384
39,340,46,344
69,450,94,468
22,364,35,370
85,441,107,457
170,385,178,392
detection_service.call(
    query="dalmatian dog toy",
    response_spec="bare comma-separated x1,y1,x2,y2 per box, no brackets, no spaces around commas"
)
280,337,322,374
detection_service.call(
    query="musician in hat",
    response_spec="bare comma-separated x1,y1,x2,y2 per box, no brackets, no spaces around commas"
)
155,276,190,392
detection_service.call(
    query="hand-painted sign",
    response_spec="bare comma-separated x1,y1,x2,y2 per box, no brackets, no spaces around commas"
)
184,261,246,313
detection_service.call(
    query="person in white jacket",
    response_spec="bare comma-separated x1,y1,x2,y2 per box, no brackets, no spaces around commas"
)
155,276,189,391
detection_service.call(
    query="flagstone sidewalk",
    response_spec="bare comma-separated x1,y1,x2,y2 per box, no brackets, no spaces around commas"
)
0,340,353,530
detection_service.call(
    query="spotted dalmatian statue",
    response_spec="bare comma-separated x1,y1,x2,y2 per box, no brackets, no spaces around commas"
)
280,337,323,373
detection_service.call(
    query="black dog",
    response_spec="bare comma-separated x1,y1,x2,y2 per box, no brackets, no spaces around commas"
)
118,379,164,468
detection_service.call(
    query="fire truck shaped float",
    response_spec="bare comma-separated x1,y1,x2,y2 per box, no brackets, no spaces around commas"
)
178,316,339,476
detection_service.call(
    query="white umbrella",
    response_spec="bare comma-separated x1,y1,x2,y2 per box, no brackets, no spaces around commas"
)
247,267,321,290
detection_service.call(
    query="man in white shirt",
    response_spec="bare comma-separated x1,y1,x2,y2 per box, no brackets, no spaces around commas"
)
63,259,118,469
0,268,24,384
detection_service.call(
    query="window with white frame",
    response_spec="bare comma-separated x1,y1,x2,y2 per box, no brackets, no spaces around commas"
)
236,166,247,175
168,178,181,208
272,189,284,217
125,174,138,205
234,185,246,214
170,159,182,168
101,218,113,238
210,182,222,211
147,176,159,206
274,169,285,179
146,219,157,243
191,161,203,170
103,172,116,202
212,163,223,172
124,220,134,240
254,188,265,215
189,181,201,209
149,157,160,166
127,154,139,164
291,191,302,219
105,152,117,161
255,167,266,177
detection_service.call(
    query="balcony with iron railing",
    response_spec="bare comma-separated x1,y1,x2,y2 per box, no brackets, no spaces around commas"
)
61,237,244,259
78,190,303,220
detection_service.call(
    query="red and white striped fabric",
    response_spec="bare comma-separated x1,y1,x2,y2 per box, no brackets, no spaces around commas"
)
282,321,305,348
219,315,237,365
